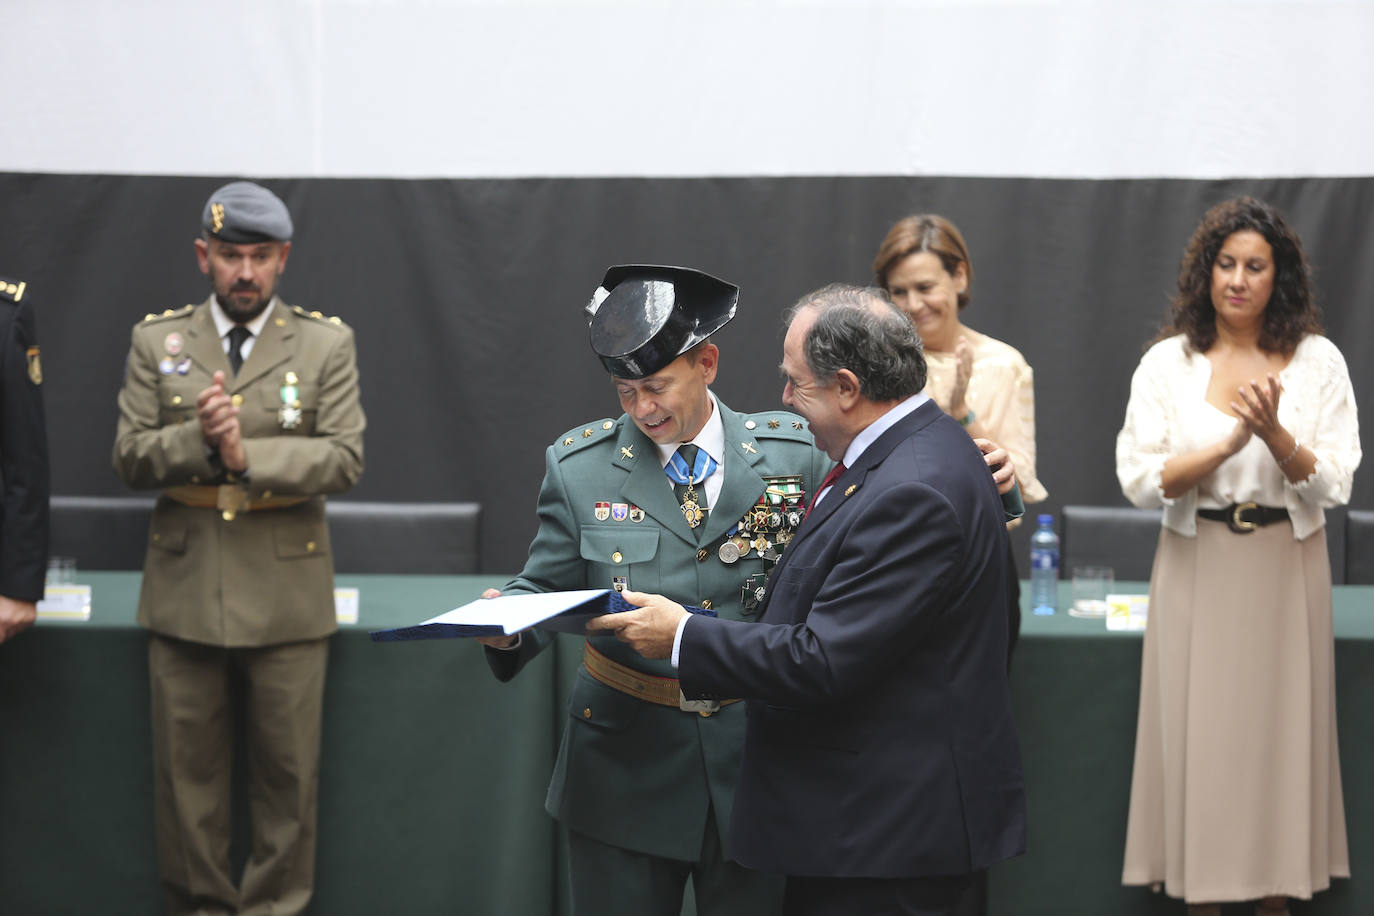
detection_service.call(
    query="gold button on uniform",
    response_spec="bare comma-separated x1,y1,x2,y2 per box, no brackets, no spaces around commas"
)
152,533,161,542
262,490,272,499
171,395,182,405
696,549,708,562
583,707,592,719
222,510,235,521
190,475,199,483
700,599,713,610
306,541,317,552
611,551,623,564
231,394,244,407
602,421,614,430
744,420,756,430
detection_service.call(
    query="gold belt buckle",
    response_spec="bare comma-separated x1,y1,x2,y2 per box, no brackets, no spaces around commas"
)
679,690,720,717
1229,500,1259,534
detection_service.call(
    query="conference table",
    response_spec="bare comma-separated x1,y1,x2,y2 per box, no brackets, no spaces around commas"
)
1,574,1370,915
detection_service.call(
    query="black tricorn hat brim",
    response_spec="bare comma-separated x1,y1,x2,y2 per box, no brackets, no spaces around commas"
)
586,265,738,379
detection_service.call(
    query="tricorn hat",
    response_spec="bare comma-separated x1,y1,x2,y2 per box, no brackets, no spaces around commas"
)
585,265,738,379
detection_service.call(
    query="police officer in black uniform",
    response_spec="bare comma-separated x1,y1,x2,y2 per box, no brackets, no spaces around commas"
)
0,275,50,643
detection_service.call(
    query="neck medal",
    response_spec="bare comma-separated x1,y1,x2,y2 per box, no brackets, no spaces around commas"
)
279,370,302,429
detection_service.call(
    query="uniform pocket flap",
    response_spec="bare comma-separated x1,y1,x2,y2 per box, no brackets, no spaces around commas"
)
274,521,328,559
578,526,659,565
149,520,188,554
567,668,643,732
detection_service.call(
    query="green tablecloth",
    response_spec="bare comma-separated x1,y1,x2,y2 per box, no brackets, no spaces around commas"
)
1,575,1371,914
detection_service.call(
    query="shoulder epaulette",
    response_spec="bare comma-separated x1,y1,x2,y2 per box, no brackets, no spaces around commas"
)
290,303,347,328
140,304,195,324
552,418,619,458
743,410,814,443
0,277,28,303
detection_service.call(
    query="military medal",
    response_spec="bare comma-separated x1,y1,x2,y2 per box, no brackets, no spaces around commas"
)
594,501,611,521
628,505,644,523
611,503,629,522
679,484,705,529
159,357,176,375
612,576,627,593
741,573,768,614
278,370,303,429
164,332,184,355
718,540,741,564
665,447,718,530
176,358,192,375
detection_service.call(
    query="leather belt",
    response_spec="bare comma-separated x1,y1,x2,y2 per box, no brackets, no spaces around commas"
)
165,484,308,521
582,642,741,717
1197,501,1289,534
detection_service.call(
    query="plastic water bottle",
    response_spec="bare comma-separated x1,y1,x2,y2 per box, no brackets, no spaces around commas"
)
1029,514,1059,616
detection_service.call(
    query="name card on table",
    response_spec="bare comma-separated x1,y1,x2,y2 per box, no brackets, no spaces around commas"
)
335,587,360,624
1105,593,1148,631
37,585,93,621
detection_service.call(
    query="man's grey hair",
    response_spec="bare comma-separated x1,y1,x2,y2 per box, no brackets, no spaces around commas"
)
783,284,927,401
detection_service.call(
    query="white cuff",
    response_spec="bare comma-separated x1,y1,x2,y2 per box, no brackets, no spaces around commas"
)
670,613,691,669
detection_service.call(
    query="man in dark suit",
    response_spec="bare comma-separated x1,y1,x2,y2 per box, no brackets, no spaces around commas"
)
589,283,1026,916
0,275,49,644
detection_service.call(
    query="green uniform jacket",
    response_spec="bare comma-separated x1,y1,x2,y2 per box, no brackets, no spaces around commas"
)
112,297,365,647
486,398,832,861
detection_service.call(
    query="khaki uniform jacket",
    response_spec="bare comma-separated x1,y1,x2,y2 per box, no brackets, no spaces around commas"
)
113,297,365,647
485,399,832,861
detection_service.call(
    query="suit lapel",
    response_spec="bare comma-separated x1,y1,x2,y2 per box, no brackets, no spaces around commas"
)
183,298,232,377
755,400,941,619
699,404,767,546
232,300,295,392
615,424,698,547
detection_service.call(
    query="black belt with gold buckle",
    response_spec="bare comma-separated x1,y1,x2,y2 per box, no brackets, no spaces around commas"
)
1197,501,1289,534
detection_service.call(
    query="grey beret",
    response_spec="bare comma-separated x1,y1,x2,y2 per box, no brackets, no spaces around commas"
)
202,181,293,243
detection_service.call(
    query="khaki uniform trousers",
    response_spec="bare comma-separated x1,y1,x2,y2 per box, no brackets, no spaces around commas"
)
149,634,329,916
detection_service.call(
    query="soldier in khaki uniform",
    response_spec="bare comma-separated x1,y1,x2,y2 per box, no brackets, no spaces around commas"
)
481,266,832,916
113,181,364,915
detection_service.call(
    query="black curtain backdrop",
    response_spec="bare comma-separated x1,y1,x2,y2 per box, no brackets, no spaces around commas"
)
5,172,1372,573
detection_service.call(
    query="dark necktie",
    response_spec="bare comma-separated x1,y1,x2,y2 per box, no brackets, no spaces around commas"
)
803,462,847,521
670,444,710,531
227,326,251,375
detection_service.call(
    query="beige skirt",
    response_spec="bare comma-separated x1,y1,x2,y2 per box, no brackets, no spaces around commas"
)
1121,518,1349,903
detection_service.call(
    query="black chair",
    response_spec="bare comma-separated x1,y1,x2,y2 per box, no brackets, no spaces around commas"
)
1060,505,1163,583
1345,509,1374,585
326,501,482,574
48,495,157,571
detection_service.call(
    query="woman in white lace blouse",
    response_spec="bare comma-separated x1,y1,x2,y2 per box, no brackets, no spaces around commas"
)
1116,197,1359,916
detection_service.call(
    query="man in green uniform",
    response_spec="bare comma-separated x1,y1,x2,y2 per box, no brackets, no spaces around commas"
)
113,181,365,915
481,265,831,916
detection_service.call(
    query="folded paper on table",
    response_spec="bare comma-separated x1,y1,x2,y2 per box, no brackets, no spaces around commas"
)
369,589,715,642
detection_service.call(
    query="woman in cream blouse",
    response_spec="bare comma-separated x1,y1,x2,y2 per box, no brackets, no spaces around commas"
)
874,213,1047,663
1116,197,1359,916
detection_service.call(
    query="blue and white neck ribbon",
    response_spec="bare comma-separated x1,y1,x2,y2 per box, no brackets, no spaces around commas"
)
664,448,718,486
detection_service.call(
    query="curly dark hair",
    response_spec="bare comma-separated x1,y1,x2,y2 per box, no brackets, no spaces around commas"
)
1158,196,1322,354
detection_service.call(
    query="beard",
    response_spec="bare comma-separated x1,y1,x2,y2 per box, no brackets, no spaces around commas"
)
215,280,275,323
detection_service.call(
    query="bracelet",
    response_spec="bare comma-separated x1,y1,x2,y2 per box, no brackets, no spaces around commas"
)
958,409,976,427
1277,439,1302,468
